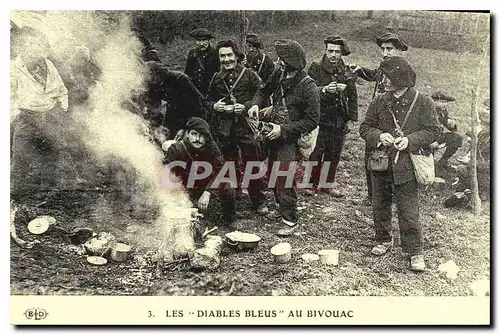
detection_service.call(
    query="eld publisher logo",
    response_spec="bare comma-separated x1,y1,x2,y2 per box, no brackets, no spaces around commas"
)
24,308,48,321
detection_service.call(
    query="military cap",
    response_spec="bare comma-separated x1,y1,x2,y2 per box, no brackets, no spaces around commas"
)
379,56,416,88
275,39,306,70
431,91,456,102
323,36,351,56
376,32,409,51
188,28,214,40
246,33,263,48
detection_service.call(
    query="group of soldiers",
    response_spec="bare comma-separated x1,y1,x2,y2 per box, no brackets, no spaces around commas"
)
11,21,486,272
148,27,448,272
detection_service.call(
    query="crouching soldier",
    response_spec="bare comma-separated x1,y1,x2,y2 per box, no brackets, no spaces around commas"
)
163,117,237,228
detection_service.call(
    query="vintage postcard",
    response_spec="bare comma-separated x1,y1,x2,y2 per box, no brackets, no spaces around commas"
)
9,9,490,325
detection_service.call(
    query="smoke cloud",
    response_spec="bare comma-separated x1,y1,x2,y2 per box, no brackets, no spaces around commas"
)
11,10,195,258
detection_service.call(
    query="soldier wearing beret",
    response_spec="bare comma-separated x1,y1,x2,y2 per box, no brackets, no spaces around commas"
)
306,36,358,197
185,28,219,96
245,33,276,86
429,91,463,171
351,32,409,205
360,56,441,272
249,39,320,236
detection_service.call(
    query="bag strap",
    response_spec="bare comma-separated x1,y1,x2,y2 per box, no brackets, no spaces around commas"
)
180,140,194,161
257,53,265,75
388,90,420,137
222,67,247,96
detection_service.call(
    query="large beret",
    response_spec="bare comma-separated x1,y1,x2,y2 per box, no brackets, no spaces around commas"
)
246,33,263,48
376,32,409,51
379,56,416,88
323,36,351,56
274,39,306,70
185,117,213,140
188,28,214,40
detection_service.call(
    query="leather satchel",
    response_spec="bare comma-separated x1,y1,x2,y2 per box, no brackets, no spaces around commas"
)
368,148,389,171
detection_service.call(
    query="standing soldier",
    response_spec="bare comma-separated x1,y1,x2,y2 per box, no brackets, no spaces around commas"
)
245,33,275,85
185,28,219,97
249,39,320,236
351,32,409,205
359,56,441,271
206,40,268,216
306,36,358,197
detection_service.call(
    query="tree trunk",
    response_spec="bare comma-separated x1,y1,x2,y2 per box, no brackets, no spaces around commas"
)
238,11,248,55
469,86,481,216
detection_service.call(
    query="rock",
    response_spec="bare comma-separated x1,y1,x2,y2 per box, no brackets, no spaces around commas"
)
438,260,459,280
322,207,333,213
84,232,116,256
470,279,490,296
435,213,448,220
190,247,220,270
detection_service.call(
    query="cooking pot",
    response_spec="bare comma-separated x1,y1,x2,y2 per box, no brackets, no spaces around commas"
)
225,231,261,251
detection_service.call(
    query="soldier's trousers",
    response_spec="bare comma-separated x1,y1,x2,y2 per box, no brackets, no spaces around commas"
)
218,138,266,209
11,107,66,201
437,132,463,161
267,141,298,224
365,148,372,200
188,182,236,225
371,170,423,255
310,124,346,188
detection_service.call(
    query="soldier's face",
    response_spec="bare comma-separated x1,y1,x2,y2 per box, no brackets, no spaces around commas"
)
187,129,206,149
380,42,403,59
325,43,342,64
381,74,398,92
219,47,237,70
247,44,258,57
196,39,210,50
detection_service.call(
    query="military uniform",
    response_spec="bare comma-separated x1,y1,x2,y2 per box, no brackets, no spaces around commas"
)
145,61,206,137
252,40,320,229
359,57,441,256
184,28,219,96
307,44,358,189
206,63,266,209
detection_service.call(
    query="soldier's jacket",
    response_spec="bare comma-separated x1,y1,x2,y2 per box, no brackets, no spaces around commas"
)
144,69,206,134
206,63,263,141
245,51,275,85
185,45,219,96
164,137,225,192
360,88,441,185
253,68,320,143
307,56,358,127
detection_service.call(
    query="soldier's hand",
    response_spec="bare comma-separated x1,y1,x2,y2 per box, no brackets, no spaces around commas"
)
266,122,282,140
248,105,260,119
347,63,361,73
234,103,246,115
379,133,395,146
214,98,226,112
198,191,211,210
394,137,409,151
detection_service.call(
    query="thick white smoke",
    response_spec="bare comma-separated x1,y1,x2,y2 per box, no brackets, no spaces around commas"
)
11,10,195,258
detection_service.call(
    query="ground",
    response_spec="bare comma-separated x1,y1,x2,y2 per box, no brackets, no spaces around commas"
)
10,17,490,296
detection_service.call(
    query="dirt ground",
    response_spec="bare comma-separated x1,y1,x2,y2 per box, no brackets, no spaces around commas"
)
10,17,490,297
10,129,490,296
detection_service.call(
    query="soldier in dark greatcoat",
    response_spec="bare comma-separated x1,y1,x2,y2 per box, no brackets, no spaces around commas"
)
184,28,219,96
